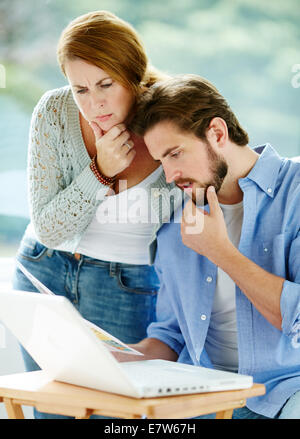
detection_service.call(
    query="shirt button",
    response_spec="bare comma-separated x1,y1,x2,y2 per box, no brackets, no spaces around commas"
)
206,276,213,283
153,190,160,198
201,314,207,321
267,188,272,194
264,247,268,252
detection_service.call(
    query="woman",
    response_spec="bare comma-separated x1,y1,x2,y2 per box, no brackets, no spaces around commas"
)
12,11,182,418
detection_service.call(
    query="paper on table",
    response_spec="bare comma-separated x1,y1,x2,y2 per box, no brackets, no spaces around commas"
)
16,260,143,356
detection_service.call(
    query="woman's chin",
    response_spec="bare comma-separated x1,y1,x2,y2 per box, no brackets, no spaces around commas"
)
100,119,124,132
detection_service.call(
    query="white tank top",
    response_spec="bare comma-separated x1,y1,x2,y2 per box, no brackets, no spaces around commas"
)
76,166,163,264
204,200,243,372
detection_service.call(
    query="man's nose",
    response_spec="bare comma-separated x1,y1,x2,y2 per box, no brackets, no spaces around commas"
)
164,166,181,184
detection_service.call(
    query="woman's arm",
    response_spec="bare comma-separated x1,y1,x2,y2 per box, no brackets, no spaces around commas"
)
28,90,110,248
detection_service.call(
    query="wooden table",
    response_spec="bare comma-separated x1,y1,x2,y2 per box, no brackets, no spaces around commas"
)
0,371,265,419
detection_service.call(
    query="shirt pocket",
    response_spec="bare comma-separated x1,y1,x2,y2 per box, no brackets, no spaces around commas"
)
270,232,295,278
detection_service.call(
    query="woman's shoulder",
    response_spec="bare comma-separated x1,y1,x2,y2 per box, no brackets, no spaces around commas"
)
33,85,72,117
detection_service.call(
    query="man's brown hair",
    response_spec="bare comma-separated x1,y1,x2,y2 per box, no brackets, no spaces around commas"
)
131,74,249,146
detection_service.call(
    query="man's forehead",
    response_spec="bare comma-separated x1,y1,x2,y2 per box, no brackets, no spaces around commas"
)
145,120,181,139
144,121,184,150
143,121,180,158
144,120,200,158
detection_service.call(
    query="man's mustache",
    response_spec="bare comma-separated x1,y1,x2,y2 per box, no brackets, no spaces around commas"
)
175,178,198,185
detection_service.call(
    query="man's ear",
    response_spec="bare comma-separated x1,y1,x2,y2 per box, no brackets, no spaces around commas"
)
206,117,228,148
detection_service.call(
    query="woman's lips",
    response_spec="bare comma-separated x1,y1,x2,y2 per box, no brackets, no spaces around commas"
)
96,114,112,122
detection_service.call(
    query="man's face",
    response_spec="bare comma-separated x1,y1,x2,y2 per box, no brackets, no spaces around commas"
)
144,120,228,205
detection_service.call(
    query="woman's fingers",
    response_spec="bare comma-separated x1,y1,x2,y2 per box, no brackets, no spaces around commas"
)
89,121,103,141
92,122,138,177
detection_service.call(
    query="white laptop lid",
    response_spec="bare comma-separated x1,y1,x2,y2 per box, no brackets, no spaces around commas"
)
0,289,140,397
0,289,253,399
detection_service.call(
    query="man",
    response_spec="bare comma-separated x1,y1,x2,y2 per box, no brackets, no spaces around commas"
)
123,75,300,419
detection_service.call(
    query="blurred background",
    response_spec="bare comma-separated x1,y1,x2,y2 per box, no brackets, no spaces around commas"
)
0,0,299,419
0,0,300,256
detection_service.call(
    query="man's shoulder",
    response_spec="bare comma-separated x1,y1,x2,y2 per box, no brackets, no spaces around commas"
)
273,158,300,228
291,156,300,163
279,157,300,187
282,155,300,169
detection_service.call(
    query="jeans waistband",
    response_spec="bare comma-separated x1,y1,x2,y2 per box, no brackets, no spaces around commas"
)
56,249,149,269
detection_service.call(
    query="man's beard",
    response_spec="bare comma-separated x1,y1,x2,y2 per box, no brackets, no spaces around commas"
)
186,142,228,206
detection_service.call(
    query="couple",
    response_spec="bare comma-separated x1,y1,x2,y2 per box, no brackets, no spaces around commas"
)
13,11,300,419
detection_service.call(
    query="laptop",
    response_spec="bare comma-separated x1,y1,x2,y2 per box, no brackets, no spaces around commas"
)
0,289,253,398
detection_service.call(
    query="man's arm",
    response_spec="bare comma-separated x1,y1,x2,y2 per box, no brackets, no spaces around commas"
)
182,186,284,330
211,242,284,330
112,337,179,362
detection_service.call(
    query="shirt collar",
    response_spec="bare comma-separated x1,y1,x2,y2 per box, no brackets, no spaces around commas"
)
239,144,283,197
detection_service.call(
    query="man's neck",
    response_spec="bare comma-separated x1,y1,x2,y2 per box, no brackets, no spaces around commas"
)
217,145,259,205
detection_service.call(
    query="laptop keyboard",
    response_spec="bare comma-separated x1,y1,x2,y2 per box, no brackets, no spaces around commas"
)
121,361,209,395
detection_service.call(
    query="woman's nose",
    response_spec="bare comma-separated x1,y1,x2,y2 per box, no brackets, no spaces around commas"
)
90,91,105,110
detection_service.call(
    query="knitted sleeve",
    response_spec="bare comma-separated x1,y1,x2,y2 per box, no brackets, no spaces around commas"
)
28,89,109,248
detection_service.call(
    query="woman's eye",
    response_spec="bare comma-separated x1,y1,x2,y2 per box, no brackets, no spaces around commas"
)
101,82,113,89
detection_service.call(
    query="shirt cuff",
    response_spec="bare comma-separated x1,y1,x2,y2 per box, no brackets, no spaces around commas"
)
75,163,110,200
147,326,184,356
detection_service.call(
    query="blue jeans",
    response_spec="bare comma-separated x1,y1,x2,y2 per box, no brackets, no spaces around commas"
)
12,235,159,419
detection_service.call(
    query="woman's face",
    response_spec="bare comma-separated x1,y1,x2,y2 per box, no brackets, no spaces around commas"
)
65,58,135,131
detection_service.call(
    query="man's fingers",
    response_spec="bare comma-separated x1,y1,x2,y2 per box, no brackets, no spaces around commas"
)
206,186,221,216
182,199,196,224
182,199,208,222
181,199,205,235
182,199,207,224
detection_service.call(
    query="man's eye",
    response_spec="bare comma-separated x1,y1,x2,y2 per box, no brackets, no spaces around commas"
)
170,151,181,158
77,89,87,94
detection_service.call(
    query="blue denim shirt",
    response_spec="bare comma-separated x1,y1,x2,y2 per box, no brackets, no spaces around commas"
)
147,144,300,418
